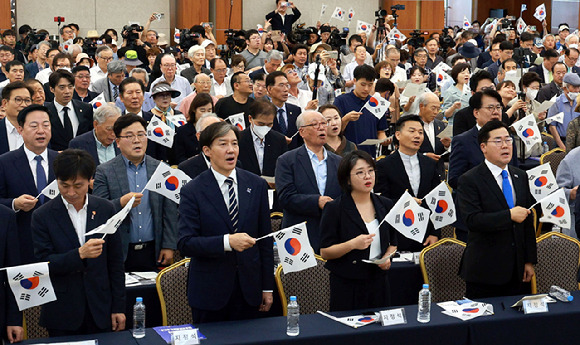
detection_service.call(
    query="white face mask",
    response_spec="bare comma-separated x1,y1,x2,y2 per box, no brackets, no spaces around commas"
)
526,88,538,100
568,91,579,100
505,70,517,79
252,124,271,139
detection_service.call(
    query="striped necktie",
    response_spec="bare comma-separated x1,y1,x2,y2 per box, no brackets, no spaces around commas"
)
225,177,239,233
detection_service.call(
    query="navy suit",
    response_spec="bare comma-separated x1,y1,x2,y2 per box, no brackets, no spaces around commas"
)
238,128,288,177
419,119,448,176
529,64,548,84
0,147,57,263
31,195,125,332
272,103,303,150
178,154,243,180
0,118,10,155
275,145,342,253
68,130,120,166
178,168,274,315
25,62,47,80
0,205,21,339
173,122,199,164
45,100,94,151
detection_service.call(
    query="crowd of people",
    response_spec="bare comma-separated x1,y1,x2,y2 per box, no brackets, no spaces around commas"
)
1,0,580,342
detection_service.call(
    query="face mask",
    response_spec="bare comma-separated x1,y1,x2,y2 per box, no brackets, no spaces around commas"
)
526,88,538,100
505,70,517,79
252,124,271,139
568,91,579,100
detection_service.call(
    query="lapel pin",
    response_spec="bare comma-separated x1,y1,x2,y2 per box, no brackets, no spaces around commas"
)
91,211,96,220
247,188,252,194
514,174,519,178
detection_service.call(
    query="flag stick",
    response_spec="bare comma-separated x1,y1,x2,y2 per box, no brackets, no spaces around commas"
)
289,131,300,139
255,232,276,241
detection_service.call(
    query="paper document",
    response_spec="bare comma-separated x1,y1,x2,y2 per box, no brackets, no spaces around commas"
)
511,294,549,308
261,176,275,184
359,138,388,146
132,271,158,280
362,251,397,265
401,83,427,98
532,101,555,116
437,125,453,139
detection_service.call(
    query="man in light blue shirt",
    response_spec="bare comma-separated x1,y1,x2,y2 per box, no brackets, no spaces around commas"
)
150,54,192,105
547,73,580,150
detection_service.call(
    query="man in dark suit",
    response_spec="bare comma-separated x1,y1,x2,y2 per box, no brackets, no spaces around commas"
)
265,0,301,35
90,60,126,103
72,65,98,103
375,115,441,252
0,104,57,263
0,205,23,343
238,100,287,177
266,71,302,149
529,49,560,85
458,120,536,299
93,115,177,271
178,121,273,323
417,92,450,176
69,103,121,166
563,48,580,75
119,77,151,118
0,81,34,155
178,114,222,180
536,61,566,102
46,69,93,151
276,110,342,253
32,149,125,336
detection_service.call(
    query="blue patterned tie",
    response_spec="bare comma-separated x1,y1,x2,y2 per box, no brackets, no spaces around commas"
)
35,155,47,204
501,170,514,209
225,177,239,233
277,108,287,135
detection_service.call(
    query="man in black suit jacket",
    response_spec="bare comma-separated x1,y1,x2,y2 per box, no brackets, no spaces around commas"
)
0,205,23,343
375,115,442,252
46,69,93,151
417,92,451,176
458,121,536,299
265,1,301,35
266,71,303,149
68,103,120,166
0,81,34,155
536,62,566,102
529,49,560,85
0,105,57,263
238,100,288,177
32,149,125,336
563,47,580,75
178,114,222,179
178,121,273,323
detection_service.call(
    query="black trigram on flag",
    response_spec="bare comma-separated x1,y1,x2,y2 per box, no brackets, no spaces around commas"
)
156,182,162,189
32,271,43,277
20,293,30,301
292,227,302,235
38,287,49,298
430,197,436,206
404,201,410,208
300,253,310,263
12,273,24,281
48,190,56,195
438,191,445,197
410,228,419,235
448,209,454,217
435,215,443,222
162,171,171,178
395,215,401,224
547,202,555,210
418,212,425,221
541,169,548,175
275,232,285,241
174,193,180,200
284,257,294,265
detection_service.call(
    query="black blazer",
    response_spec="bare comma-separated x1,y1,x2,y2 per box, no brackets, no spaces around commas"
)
178,153,243,180
0,118,10,155
46,100,94,151
529,64,547,84
238,127,288,176
457,162,537,285
453,107,511,137
536,81,562,103
31,195,125,331
143,111,175,164
320,193,397,280
419,119,447,155
272,102,303,150
173,122,199,164
265,8,302,34
375,150,441,251
0,205,21,337
73,89,99,103
68,130,120,166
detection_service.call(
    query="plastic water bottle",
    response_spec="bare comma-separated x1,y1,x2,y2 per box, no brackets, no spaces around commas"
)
553,225,562,233
133,297,146,338
417,284,431,323
542,141,550,154
549,285,574,302
286,296,300,336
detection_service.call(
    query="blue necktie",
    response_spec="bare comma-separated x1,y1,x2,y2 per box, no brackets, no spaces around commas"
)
35,155,47,204
501,170,514,209
225,177,239,233
277,108,287,135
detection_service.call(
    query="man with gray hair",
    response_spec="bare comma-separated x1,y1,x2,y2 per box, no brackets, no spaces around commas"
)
69,103,121,166
25,41,51,79
90,60,127,103
177,113,223,179
115,67,155,113
417,91,450,176
90,46,114,85
249,50,283,80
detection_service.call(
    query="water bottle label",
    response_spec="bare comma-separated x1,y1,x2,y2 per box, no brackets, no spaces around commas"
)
380,308,407,326
172,329,200,345
522,298,548,314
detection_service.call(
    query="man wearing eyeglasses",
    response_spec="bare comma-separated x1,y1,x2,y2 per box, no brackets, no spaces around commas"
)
457,120,536,299
0,81,33,155
72,65,98,103
209,58,232,98
93,114,177,272
215,72,254,126
276,110,341,253
90,46,114,86
150,53,192,105
90,60,127,104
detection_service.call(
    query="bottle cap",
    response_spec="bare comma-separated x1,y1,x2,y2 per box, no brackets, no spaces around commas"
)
290,296,297,301
423,284,429,289
568,295,574,301
136,297,143,302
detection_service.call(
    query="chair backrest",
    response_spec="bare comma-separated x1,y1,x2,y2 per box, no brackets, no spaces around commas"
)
532,232,580,294
440,225,456,239
271,212,283,233
420,238,466,303
275,255,330,315
540,148,566,177
156,258,192,326
23,306,48,339
541,132,556,150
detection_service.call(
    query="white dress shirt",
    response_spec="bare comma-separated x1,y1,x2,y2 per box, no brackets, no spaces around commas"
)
399,151,421,196
366,219,382,260
423,120,436,150
62,195,89,245
5,119,23,151
23,146,48,190
89,65,107,86
484,159,516,204
212,78,228,97
54,101,80,137
211,167,238,252
250,128,265,174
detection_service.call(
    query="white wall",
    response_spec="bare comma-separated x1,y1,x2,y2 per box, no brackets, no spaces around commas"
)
447,0,472,28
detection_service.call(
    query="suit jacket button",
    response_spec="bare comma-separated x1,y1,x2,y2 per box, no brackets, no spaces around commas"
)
352,260,357,265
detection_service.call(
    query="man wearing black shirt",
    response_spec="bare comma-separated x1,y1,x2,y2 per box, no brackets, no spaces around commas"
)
215,72,254,127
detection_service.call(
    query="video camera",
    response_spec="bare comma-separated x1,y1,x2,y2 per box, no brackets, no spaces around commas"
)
176,28,201,53
23,28,48,54
390,4,405,28
407,30,426,49
122,24,144,48
439,27,455,52
288,23,311,45
328,27,349,51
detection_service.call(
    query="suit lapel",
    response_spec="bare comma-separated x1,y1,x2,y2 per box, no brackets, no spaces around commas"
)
297,146,319,193
417,155,431,197
242,130,260,174
393,151,414,196
342,194,368,235
51,199,82,247
112,156,131,196
324,154,339,196
236,169,250,231
508,167,525,207
13,147,37,194
200,172,232,232
477,163,509,208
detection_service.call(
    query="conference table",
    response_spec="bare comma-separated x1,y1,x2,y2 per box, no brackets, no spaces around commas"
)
23,291,580,345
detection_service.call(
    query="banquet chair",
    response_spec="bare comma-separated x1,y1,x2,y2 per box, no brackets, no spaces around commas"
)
156,258,192,326
420,238,466,303
271,212,283,233
540,148,566,177
541,132,556,150
532,232,580,294
23,306,48,339
276,255,329,315
440,225,456,239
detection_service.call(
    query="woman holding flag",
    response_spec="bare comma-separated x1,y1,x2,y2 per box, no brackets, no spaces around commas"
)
320,150,397,311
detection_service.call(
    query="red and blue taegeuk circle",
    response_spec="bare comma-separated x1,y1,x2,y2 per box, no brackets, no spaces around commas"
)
534,176,548,187
153,127,164,137
551,206,565,217
165,176,179,191
284,238,301,256
522,128,534,138
435,200,448,213
20,276,39,290
402,209,415,226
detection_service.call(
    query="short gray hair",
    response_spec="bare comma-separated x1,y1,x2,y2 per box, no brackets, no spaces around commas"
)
266,50,283,62
96,45,113,58
195,112,220,133
188,45,205,58
93,103,121,123
565,34,579,45
107,60,127,74
129,67,149,84
193,73,210,83
543,34,555,45
416,91,439,106
37,41,51,50
295,110,323,128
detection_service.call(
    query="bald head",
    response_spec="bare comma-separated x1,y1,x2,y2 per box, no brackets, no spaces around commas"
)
417,92,441,123
195,113,222,135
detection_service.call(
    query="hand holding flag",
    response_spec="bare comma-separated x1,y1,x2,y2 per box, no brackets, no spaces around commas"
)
35,179,59,201
424,181,457,229
142,162,191,204
385,191,431,243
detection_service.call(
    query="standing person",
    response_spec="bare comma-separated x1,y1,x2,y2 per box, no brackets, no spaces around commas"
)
320,104,357,157
31,149,126,336
265,0,301,35
320,150,397,311
215,72,254,125
441,63,471,125
0,81,33,155
150,53,192,105
458,120,536,299
90,60,127,103
239,30,268,71
266,71,302,149
178,121,274,323
72,66,98,103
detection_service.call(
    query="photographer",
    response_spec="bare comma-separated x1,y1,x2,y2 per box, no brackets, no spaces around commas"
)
265,0,301,35
117,24,148,67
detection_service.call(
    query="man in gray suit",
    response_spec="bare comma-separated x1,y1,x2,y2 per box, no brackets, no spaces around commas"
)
93,114,177,271
90,60,127,103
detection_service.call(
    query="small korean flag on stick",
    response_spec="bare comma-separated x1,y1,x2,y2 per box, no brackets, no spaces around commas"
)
539,189,571,228
357,21,372,35
534,4,546,22
512,114,542,149
388,28,406,42
516,17,527,35
147,117,175,148
331,7,345,21
84,196,135,238
424,181,456,229
90,93,106,110
274,222,316,274
463,16,471,29
527,163,558,201
6,262,56,311
545,112,564,125
361,92,390,119
347,8,355,22
61,39,73,52
143,162,191,204
385,191,431,243
227,113,246,131
319,4,328,20
36,179,59,200
166,114,188,128
174,28,180,44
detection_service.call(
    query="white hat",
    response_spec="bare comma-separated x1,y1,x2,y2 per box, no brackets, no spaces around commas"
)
200,39,215,48
307,63,327,84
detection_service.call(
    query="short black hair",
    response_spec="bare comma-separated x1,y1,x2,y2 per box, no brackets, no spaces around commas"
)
450,54,466,66
425,38,438,46
119,77,145,95
520,71,542,89
520,32,534,43
450,63,470,84
501,58,517,69
199,121,240,149
375,78,395,96
53,149,96,182
0,45,14,54
17,104,50,127
2,81,33,101
552,61,567,73
248,99,276,119
113,114,147,137
353,64,377,82
231,71,246,90
251,71,267,83
2,29,15,38
210,57,225,70
396,114,423,132
48,69,75,89
408,65,426,77
337,150,376,193
469,69,494,91
543,49,560,59
72,65,90,74
469,89,502,110
292,44,308,56
266,70,287,88
499,41,514,51
245,29,259,40
4,60,24,72
189,93,214,123
348,34,363,46
478,120,509,144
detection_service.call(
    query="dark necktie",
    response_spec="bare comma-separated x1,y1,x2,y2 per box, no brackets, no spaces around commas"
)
35,155,47,204
62,106,73,142
225,177,239,233
113,85,119,101
277,108,287,135
501,170,514,209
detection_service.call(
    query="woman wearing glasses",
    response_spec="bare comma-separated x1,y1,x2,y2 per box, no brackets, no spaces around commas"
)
320,150,398,311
